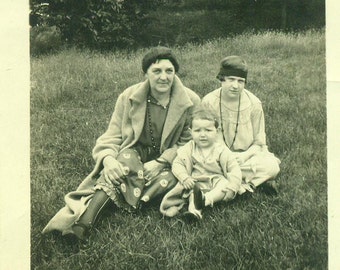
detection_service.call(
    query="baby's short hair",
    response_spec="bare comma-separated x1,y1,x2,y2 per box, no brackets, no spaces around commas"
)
191,103,219,128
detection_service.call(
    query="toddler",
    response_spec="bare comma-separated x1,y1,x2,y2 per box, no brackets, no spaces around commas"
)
160,104,242,219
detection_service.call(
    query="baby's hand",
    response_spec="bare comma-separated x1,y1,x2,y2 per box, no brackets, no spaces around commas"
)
182,177,196,190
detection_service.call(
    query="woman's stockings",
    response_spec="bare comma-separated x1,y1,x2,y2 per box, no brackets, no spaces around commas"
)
72,189,111,240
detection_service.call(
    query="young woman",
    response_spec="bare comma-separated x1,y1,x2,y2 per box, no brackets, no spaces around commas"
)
202,56,280,195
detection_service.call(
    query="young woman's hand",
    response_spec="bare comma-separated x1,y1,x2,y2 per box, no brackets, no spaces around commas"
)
182,177,196,190
103,155,126,186
234,152,248,165
143,160,166,182
234,145,261,165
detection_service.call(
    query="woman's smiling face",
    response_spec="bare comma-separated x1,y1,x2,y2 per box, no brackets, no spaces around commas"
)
146,59,175,95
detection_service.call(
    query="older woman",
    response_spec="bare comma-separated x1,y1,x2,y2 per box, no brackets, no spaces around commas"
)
42,47,201,240
202,56,280,195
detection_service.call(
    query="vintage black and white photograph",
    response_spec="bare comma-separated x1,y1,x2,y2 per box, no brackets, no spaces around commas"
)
2,0,334,269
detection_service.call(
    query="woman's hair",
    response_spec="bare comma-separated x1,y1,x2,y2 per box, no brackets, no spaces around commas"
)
142,46,179,73
216,55,248,81
191,103,219,128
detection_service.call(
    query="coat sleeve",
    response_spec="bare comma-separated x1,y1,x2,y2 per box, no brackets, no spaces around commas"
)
219,147,242,193
92,93,125,169
171,143,193,183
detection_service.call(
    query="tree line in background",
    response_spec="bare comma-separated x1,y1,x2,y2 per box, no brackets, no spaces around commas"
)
29,0,325,55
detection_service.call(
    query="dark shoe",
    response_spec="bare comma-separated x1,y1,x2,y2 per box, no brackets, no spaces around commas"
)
193,185,205,210
64,233,81,245
72,221,91,241
137,199,147,210
248,182,256,192
181,211,200,223
260,180,278,196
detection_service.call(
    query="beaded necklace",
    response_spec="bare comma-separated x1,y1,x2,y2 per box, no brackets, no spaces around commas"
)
219,88,241,150
146,93,171,152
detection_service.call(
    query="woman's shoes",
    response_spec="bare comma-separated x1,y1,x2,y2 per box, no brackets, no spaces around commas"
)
181,211,200,222
72,221,91,241
260,180,278,195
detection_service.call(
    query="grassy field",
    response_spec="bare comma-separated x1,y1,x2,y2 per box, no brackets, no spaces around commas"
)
31,29,327,269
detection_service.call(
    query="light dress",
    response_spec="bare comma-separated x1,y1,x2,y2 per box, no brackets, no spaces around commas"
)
202,88,281,191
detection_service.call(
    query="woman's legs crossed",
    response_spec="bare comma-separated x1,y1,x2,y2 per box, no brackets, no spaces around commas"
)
140,168,177,204
72,148,144,240
241,152,280,187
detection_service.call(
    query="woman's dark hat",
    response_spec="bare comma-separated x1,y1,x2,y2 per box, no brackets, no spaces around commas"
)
216,55,248,81
142,46,179,73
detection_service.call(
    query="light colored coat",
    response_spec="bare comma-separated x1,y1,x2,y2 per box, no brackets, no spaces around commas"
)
92,75,201,168
160,141,242,217
42,76,200,234
172,140,241,192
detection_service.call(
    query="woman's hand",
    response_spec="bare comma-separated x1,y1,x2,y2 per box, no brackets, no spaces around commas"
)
182,177,196,190
234,145,261,165
143,160,166,182
103,155,126,186
234,152,248,166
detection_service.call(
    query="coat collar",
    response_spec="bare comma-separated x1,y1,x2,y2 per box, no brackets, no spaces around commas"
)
161,76,194,146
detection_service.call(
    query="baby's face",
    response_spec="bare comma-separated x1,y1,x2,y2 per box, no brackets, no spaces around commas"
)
191,119,218,149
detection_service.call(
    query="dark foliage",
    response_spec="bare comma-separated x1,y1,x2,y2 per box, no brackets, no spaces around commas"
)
29,0,325,53
30,0,161,51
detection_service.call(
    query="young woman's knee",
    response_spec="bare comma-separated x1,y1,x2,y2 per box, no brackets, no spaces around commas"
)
269,160,280,178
